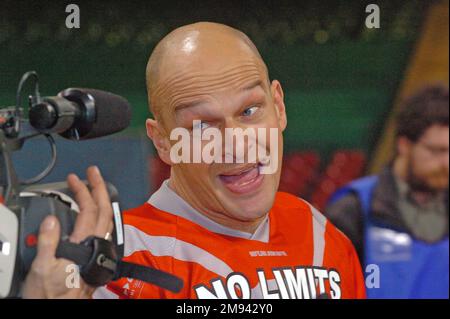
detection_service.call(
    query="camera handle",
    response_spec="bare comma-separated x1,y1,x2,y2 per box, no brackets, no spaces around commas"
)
56,236,184,293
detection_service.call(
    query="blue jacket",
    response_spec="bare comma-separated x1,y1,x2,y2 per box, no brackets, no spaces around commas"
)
329,172,449,299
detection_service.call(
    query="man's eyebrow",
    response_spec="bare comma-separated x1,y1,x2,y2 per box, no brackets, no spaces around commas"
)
174,80,264,112
241,79,264,92
174,100,207,112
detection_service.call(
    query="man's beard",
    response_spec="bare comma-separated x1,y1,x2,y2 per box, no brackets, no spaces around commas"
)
407,161,449,194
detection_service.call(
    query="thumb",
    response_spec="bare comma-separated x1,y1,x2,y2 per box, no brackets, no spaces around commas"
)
34,215,61,264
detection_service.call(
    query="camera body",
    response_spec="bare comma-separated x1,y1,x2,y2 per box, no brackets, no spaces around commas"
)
0,181,122,298
0,71,183,298
0,71,126,298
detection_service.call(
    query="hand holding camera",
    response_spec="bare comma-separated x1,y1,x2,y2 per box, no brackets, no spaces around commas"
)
22,166,113,299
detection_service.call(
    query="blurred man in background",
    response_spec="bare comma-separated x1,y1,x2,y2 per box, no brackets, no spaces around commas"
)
326,85,449,298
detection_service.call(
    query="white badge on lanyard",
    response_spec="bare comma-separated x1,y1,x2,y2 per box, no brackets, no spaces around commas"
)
369,226,413,262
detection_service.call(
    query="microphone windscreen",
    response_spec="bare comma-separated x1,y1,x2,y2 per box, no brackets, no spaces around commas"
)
58,88,132,140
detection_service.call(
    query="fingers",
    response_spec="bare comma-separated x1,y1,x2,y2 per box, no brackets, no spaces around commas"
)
23,216,60,299
67,172,98,243
86,166,114,237
68,166,114,243
32,215,61,271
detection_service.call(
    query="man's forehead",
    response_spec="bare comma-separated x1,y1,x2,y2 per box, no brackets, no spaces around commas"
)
421,125,450,142
147,22,269,120
157,40,266,84
158,54,266,100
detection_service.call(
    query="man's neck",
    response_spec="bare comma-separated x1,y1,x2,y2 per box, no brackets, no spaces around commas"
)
167,177,266,234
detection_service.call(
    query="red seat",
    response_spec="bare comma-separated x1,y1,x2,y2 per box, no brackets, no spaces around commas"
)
309,149,366,210
279,151,321,196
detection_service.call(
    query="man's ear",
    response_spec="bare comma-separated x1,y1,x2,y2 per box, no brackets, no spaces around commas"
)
397,136,412,158
271,80,287,131
146,118,172,166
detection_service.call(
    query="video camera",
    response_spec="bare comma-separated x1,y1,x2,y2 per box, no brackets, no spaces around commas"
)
0,71,183,298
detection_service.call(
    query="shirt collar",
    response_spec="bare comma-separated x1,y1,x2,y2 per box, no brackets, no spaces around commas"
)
147,180,270,242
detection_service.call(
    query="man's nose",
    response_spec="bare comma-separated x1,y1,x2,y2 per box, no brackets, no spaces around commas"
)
222,119,256,163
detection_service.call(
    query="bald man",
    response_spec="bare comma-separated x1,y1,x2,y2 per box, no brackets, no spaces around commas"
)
23,22,366,299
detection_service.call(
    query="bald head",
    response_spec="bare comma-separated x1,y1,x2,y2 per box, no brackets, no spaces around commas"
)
146,22,269,121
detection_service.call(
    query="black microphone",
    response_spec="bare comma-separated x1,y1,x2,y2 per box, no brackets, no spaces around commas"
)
28,88,132,140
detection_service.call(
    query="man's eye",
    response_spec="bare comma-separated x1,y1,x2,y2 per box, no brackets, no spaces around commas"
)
242,106,259,117
192,121,211,131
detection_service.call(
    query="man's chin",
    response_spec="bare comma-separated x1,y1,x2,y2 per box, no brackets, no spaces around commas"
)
215,176,276,220
224,202,273,223
410,178,448,193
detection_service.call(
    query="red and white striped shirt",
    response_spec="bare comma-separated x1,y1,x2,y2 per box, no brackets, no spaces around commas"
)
94,181,366,299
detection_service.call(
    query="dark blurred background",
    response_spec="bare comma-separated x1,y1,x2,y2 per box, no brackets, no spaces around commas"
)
0,0,447,209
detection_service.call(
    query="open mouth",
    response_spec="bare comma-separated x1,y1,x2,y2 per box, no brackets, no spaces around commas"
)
218,163,264,194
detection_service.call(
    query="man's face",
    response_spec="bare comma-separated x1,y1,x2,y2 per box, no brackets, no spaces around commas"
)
148,33,287,226
163,76,286,224
404,125,449,193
